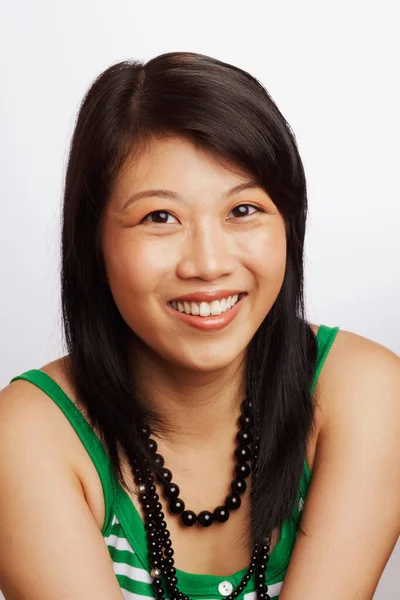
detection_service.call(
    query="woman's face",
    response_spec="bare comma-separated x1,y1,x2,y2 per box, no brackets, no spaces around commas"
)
101,136,286,372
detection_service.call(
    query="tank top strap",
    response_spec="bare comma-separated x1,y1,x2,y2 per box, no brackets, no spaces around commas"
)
296,323,340,500
9,369,118,536
311,324,340,396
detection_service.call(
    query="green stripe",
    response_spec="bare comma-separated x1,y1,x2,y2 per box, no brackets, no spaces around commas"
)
115,574,155,597
107,545,141,568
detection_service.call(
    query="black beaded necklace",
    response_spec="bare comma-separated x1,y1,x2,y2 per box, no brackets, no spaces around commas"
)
131,397,272,600
142,398,255,527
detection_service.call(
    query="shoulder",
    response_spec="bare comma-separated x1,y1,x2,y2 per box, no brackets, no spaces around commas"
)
279,327,400,598
314,325,400,432
0,356,85,473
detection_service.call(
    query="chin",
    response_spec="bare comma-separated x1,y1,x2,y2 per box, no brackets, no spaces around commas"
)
170,344,247,373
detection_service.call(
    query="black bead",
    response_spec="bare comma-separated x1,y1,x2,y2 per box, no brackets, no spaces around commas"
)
154,453,165,467
242,400,253,415
164,547,174,557
225,494,241,510
164,482,180,499
154,510,165,522
231,478,247,495
238,414,251,429
148,438,158,453
141,425,151,437
198,510,213,527
166,565,176,575
180,510,197,526
236,430,253,446
213,505,230,523
235,446,252,463
169,498,185,514
157,468,173,483
235,462,251,478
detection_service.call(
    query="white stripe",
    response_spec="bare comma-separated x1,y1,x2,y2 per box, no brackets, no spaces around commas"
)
113,561,153,584
105,533,135,553
121,590,155,600
112,514,120,525
244,580,282,599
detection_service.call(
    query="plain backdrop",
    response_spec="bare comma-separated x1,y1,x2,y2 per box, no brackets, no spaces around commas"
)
0,1,399,597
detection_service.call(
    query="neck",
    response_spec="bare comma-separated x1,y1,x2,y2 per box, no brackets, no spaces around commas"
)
129,343,247,447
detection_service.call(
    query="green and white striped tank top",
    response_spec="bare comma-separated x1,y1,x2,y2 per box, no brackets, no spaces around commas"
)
6,324,339,600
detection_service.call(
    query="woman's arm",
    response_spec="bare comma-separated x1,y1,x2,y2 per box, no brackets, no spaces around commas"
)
280,331,400,600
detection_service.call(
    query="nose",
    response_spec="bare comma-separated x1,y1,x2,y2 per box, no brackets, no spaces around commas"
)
175,220,236,281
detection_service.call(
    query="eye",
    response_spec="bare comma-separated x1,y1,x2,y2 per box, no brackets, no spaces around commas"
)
140,210,179,225
228,204,262,219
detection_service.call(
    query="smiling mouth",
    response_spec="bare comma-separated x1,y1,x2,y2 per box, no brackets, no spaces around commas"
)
167,293,246,317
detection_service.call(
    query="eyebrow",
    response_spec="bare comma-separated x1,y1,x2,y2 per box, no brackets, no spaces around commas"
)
120,180,261,212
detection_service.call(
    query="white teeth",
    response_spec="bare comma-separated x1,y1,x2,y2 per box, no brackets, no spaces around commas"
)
169,294,242,317
191,302,200,315
210,300,222,316
200,302,211,317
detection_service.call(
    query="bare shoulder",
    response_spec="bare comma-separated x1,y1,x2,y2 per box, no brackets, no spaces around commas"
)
0,356,85,473
314,326,400,430
279,326,400,599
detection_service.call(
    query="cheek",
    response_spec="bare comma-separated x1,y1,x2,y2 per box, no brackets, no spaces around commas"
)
244,224,287,281
104,236,172,296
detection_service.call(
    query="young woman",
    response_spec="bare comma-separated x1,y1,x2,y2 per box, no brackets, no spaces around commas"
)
0,52,399,600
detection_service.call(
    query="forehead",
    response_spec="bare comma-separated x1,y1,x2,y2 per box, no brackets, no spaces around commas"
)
112,135,257,198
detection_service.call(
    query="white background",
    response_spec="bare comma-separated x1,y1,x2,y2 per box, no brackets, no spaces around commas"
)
0,1,399,597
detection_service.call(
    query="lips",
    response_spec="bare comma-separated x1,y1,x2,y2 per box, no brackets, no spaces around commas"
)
168,290,247,303
166,290,247,331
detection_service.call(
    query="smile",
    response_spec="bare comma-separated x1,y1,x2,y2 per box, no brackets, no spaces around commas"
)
166,293,247,331
168,293,244,317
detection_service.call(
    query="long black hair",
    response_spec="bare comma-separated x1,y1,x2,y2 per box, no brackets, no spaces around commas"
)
61,51,318,550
